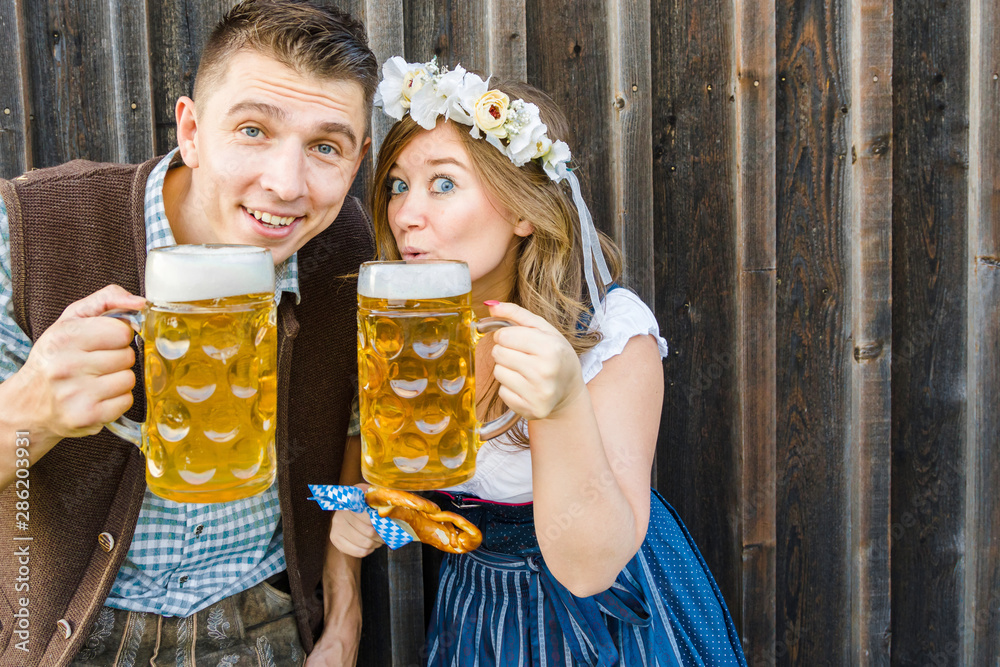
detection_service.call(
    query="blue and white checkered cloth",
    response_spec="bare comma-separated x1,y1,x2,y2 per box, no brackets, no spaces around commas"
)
308,484,416,550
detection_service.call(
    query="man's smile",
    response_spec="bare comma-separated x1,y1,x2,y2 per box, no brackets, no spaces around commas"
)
243,206,301,228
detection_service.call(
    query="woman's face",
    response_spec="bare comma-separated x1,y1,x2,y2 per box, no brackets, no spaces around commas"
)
386,121,532,293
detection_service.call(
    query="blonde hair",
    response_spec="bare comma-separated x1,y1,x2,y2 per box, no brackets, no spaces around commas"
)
371,80,623,442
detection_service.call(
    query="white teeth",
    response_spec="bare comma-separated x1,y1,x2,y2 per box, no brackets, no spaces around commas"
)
247,208,296,227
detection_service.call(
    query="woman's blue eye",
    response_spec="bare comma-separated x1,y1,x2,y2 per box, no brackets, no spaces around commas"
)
432,177,455,193
243,127,261,138
390,179,408,195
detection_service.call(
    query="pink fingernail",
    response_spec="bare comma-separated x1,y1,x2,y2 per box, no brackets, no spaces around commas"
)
484,300,500,307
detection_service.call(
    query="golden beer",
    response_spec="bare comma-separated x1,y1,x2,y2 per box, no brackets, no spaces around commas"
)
107,245,277,503
357,261,516,490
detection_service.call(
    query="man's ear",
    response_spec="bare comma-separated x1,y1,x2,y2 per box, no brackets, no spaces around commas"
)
514,218,534,237
174,96,200,169
350,136,372,182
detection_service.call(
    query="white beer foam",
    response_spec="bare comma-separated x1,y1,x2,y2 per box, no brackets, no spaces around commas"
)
146,245,275,302
358,261,470,299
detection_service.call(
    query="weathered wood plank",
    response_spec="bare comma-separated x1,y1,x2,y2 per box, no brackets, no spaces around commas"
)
0,0,30,178
343,0,404,209
147,0,231,154
734,0,777,660
23,0,120,166
445,0,489,74
386,542,425,667
526,0,613,241
890,0,970,662
421,543,445,624
846,1,892,664
775,0,852,662
651,0,742,642
108,0,154,163
357,0,404,151
607,0,653,303
737,270,776,663
358,549,393,666
488,0,526,81
965,0,1000,662
404,0,489,73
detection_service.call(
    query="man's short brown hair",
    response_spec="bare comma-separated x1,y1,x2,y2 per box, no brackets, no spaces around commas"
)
194,0,378,120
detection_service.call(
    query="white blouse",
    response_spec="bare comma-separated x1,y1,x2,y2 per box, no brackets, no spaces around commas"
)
446,289,669,503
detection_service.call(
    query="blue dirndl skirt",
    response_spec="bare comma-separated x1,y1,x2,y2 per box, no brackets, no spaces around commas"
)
425,489,747,667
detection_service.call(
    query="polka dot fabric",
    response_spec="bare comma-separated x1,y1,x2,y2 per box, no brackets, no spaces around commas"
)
425,490,747,666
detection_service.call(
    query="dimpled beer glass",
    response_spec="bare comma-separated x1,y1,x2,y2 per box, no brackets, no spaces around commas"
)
357,260,517,490
106,245,278,503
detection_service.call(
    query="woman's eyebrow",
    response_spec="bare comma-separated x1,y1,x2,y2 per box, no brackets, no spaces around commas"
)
426,157,465,168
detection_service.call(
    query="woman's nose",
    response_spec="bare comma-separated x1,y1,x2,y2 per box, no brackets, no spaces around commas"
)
391,191,427,230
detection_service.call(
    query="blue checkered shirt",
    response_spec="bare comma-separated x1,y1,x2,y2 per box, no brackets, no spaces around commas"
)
0,151,358,617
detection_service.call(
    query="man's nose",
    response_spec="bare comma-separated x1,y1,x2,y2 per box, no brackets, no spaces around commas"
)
259,143,309,201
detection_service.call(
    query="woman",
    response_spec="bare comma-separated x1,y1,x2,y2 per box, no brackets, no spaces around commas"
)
331,56,747,666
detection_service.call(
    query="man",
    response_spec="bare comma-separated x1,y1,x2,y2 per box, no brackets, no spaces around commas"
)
0,1,375,664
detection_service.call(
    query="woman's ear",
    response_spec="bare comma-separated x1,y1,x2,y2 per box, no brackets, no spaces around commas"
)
514,218,534,237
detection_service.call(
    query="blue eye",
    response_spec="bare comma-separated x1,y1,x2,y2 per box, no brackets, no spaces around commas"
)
432,177,455,193
242,127,261,138
390,179,408,195
317,144,335,155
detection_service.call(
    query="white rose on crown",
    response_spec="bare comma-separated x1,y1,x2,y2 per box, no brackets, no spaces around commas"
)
542,140,572,180
437,66,476,126
375,56,438,120
503,101,548,166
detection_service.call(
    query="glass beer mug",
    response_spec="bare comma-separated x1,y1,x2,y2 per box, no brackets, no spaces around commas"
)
357,260,518,490
105,245,278,503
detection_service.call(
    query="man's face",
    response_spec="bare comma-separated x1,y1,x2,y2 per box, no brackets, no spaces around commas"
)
175,50,370,264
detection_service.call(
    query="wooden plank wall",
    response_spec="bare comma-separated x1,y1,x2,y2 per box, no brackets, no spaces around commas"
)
0,0,997,664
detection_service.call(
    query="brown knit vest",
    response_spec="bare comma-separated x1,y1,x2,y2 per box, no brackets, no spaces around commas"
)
0,157,373,666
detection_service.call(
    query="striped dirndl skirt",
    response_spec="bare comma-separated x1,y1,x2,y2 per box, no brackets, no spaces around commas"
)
425,489,747,667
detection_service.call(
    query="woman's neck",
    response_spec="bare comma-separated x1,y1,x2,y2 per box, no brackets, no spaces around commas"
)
470,248,519,318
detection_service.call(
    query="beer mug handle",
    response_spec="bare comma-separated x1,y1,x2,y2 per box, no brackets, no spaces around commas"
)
473,317,520,441
102,309,146,449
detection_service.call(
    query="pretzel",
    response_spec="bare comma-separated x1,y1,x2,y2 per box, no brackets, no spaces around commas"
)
365,486,482,554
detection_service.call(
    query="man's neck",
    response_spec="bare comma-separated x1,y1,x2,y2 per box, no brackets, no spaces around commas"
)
161,163,195,244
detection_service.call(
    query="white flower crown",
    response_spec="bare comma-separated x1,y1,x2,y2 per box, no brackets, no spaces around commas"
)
374,56,572,181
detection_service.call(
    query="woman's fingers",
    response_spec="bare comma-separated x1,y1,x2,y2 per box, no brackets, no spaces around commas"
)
483,301,589,420
493,363,560,421
330,509,384,558
485,301,558,333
